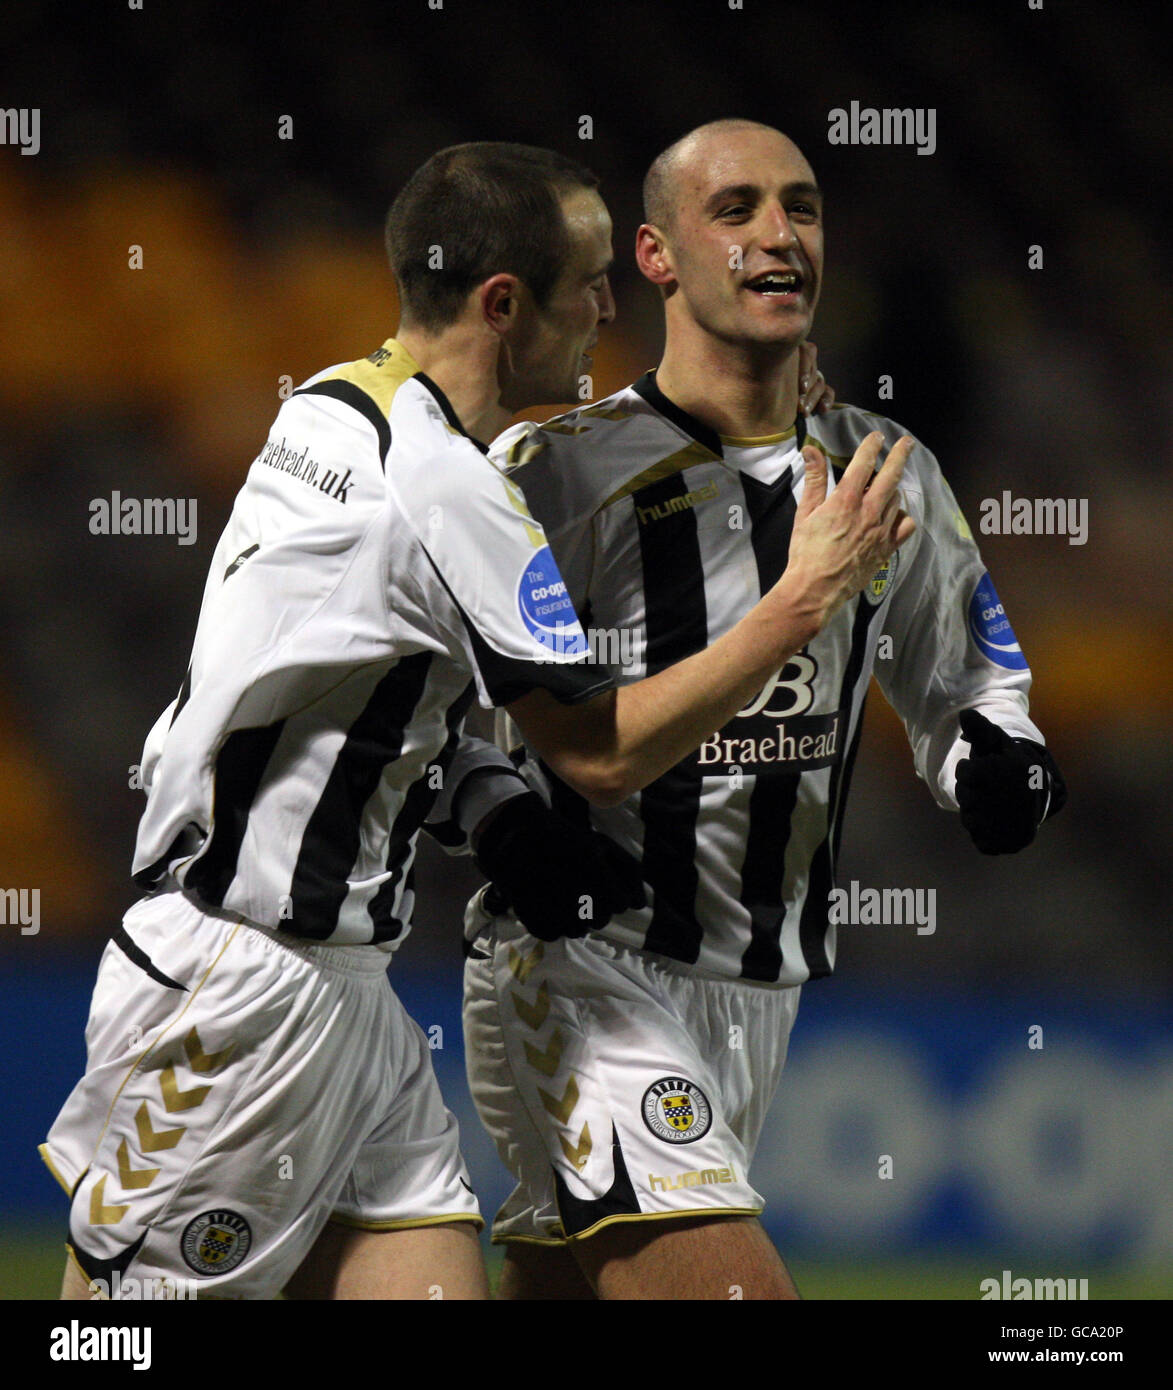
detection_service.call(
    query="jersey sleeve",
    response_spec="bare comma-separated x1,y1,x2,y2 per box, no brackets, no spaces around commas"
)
386,408,614,709
132,387,396,885
874,439,1045,811
422,729,530,853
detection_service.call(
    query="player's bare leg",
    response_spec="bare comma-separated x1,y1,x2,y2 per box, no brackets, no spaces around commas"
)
570,1214,800,1300
59,1255,94,1300
496,1242,596,1300
283,1219,489,1300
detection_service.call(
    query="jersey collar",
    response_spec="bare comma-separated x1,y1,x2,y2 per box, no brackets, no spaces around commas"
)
414,371,490,454
632,370,807,459
632,371,724,458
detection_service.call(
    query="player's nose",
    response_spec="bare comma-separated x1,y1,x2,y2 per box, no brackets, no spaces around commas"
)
759,200,799,251
597,275,617,325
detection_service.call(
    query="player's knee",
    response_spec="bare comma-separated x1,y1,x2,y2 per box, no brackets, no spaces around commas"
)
576,1214,798,1300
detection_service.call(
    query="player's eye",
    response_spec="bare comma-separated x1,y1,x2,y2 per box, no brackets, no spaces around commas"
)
719,205,751,219
789,203,819,220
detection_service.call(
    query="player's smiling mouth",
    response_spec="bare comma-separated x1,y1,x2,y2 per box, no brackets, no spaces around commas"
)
744,269,804,297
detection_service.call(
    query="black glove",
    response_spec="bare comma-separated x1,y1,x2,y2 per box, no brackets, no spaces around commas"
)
955,709,1067,855
473,792,647,941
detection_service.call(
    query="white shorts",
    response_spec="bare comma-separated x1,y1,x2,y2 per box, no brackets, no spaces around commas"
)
42,890,480,1298
463,904,801,1244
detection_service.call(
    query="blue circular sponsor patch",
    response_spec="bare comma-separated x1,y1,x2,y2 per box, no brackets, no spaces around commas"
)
517,546,589,655
968,571,1027,670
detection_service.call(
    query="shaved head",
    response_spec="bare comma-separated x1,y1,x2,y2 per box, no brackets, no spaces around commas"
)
634,117,823,356
643,119,789,230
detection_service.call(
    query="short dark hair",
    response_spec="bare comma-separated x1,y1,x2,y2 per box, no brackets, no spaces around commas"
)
385,142,600,332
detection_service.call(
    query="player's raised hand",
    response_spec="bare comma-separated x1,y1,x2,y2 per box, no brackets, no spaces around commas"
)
473,792,646,940
955,709,1067,854
784,432,915,628
797,341,835,416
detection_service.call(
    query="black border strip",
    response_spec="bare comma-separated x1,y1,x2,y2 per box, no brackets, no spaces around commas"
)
414,372,489,454
631,371,724,457
294,379,392,465
111,925,188,991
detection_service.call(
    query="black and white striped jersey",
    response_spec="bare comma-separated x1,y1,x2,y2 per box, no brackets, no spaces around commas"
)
131,339,610,948
446,371,1044,984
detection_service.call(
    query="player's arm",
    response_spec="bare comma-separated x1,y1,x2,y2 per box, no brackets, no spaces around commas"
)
421,729,530,853
872,434,1066,854
510,431,915,806
418,713,647,940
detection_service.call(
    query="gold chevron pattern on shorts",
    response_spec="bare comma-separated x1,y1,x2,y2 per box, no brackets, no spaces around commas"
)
89,1025,235,1225
159,1066,211,1112
115,1138,159,1190
558,1123,593,1169
508,942,588,1168
134,1100,184,1153
538,1074,580,1126
508,942,544,985
511,981,550,1031
523,1028,564,1077
89,1174,129,1226
183,1025,236,1073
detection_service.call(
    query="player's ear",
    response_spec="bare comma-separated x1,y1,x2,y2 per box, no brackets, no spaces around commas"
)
635,224,674,287
480,273,521,335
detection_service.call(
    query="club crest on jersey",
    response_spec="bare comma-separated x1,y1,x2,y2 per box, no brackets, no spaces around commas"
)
642,1077,712,1145
181,1210,252,1276
865,549,899,604
517,545,589,656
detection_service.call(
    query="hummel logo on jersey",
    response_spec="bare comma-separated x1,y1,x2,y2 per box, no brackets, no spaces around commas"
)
257,435,355,503
635,480,719,525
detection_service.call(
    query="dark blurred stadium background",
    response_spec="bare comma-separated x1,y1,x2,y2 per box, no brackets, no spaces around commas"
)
1,0,1169,1298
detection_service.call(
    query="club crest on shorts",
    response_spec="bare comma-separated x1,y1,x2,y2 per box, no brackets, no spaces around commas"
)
642,1077,712,1145
181,1209,252,1276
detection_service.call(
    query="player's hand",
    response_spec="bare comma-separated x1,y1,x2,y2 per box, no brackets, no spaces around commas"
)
782,433,916,629
473,792,646,940
955,709,1067,854
798,341,835,416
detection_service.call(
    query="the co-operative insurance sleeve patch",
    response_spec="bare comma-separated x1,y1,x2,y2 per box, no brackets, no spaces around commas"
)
517,545,590,657
968,571,1028,670
386,380,612,706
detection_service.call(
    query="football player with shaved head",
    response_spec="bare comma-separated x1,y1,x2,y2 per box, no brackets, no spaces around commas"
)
452,120,1066,1299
